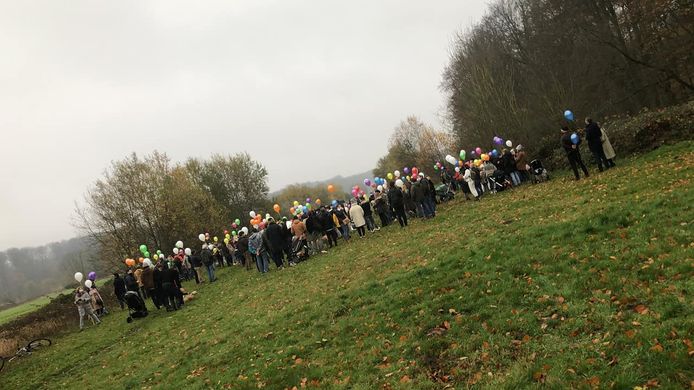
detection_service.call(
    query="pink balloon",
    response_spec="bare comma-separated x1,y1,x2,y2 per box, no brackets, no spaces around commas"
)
475,147,482,155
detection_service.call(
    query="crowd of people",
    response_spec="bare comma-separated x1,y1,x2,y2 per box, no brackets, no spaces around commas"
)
73,117,616,329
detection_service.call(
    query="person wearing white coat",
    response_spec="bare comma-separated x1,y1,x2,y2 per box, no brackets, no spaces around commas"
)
463,168,479,200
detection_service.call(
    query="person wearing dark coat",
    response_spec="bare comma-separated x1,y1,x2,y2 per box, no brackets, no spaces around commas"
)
201,245,216,282
411,179,427,218
374,190,390,227
124,270,139,293
423,176,437,215
140,265,159,309
113,273,127,309
236,232,251,270
561,126,589,180
190,251,203,283
360,196,377,232
264,218,286,269
319,207,339,248
585,117,610,172
158,262,178,311
387,183,408,227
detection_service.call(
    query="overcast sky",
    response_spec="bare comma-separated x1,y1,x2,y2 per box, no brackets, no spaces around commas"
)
0,0,488,250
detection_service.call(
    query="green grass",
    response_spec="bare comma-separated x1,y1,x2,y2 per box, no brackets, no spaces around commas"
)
2,142,693,389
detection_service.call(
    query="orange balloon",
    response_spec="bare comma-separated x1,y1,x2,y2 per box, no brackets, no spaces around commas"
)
315,198,321,205
327,184,335,193
138,257,144,263
289,207,295,215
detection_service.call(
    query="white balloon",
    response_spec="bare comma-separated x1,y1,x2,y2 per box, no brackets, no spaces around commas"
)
198,233,205,242
445,154,457,165
249,211,256,218
175,240,184,249
74,272,83,283
184,248,192,256
395,179,404,188
506,140,513,148
144,258,153,267
394,170,400,177
377,185,383,191
173,248,179,255
84,280,93,288
286,221,292,229
455,167,460,172
265,213,271,220
241,227,249,235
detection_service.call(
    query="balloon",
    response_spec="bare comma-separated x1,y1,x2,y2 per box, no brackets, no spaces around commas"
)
175,240,183,249
156,250,162,255
212,236,218,242
406,175,411,181
153,254,159,260
492,149,499,157
377,185,383,191
241,227,249,235
403,167,410,174
494,137,504,145
249,211,256,218
224,238,229,245
571,133,580,144
395,179,404,188
475,147,482,155
235,218,241,225
225,233,230,240
459,150,466,160
302,206,308,214
138,257,144,264
184,248,192,256
564,110,574,121
198,233,205,242
455,167,460,173
74,272,83,283
481,153,490,161
315,198,321,205
125,259,135,267
289,207,295,215
173,248,179,255
505,140,513,148
293,200,299,207
231,230,237,236
327,184,335,193
387,172,394,180
85,280,93,288
143,258,153,267
331,200,338,206
433,165,439,171
364,178,371,186
411,167,419,177
139,244,147,254
394,170,400,178
87,271,96,281
445,154,457,165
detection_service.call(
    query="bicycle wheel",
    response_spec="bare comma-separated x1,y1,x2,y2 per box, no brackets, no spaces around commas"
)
27,338,51,351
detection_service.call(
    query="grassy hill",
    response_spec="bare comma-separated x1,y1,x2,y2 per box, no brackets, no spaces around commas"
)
2,142,692,389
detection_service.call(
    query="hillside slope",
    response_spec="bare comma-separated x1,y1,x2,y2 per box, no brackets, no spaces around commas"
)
2,142,692,389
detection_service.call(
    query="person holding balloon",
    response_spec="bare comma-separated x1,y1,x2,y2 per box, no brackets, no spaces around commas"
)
560,126,589,180
113,272,127,309
585,117,611,172
74,286,101,330
87,281,106,316
387,181,408,228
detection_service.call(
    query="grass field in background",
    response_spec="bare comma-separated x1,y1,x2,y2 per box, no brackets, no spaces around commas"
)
1,142,692,389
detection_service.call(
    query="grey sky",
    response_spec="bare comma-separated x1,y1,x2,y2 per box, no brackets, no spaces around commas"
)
0,0,487,250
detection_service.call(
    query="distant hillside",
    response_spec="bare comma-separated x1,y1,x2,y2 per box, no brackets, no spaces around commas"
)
270,170,373,197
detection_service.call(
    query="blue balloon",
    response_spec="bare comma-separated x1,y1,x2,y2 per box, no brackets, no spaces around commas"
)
564,110,574,121
491,149,499,157
570,133,579,145
302,205,308,214
331,200,338,206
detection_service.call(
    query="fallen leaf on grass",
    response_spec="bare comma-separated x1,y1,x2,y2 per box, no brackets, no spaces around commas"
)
468,372,483,385
586,376,600,387
634,304,649,315
649,343,663,352
399,375,411,383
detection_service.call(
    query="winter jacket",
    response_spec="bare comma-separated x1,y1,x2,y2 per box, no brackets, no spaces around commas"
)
360,199,373,216
601,129,616,159
113,275,126,297
201,248,213,266
561,132,576,153
585,122,603,149
501,152,515,174
291,219,307,238
264,222,285,252
305,212,322,233
412,181,425,203
387,187,404,208
140,267,155,289
124,273,139,292
348,204,366,227
249,231,266,255
237,235,249,254
515,150,528,171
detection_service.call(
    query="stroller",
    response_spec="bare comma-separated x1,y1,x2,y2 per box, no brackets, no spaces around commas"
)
124,291,148,323
435,183,455,202
488,170,511,192
530,159,550,183
291,237,310,263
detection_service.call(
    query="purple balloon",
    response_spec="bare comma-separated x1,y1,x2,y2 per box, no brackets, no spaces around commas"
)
403,167,410,174
364,178,371,186
306,197,311,203
88,271,97,281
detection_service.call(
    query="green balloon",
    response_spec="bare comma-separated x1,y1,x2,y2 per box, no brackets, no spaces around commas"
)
232,230,237,236
144,251,150,258
235,219,241,225
157,250,162,255
139,244,147,253
459,150,466,160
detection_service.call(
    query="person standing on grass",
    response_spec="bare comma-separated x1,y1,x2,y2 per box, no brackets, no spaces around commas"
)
305,210,326,253
422,174,437,216
249,227,270,273
348,199,367,237
158,262,177,311
374,190,390,226
585,117,610,172
264,217,286,269
319,206,339,248
134,264,146,299
387,182,408,228
124,269,140,300
601,127,617,168
201,244,216,282
463,165,480,200
74,287,100,330
113,272,126,309
361,195,378,232
88,284,105,316
140,263,159,309
515,145,529,182
190,249,203,284
237,230,252,271
561,126,589,180
333,204,351,241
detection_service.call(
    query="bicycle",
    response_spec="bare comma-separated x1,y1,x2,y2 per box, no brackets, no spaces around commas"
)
0,338,51,373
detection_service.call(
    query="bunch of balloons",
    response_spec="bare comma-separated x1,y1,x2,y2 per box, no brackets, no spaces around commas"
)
138,244,150,259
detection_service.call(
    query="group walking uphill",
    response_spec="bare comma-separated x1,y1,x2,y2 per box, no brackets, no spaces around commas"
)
71,112,616,330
